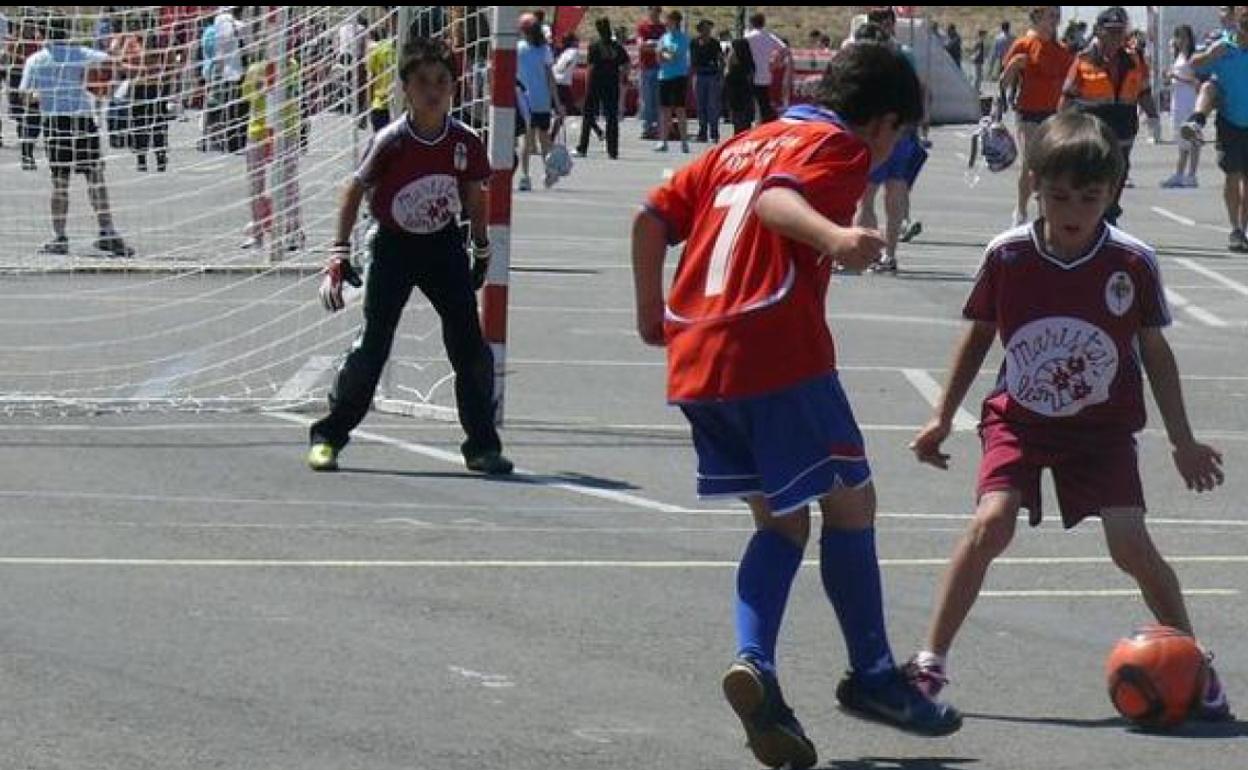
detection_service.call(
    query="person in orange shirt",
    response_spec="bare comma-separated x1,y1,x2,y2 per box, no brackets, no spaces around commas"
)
1059,5,1160,225
999,6,1073,225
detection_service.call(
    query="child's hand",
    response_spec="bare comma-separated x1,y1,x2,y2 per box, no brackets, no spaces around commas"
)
1172,440,1225,492
636,303,665,347
910,418,952,469
826,226,886,271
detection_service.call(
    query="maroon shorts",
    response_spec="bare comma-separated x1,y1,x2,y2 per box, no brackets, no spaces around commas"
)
977,422,1145,528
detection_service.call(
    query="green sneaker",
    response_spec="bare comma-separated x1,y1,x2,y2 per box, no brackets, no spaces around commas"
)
306,443,339,472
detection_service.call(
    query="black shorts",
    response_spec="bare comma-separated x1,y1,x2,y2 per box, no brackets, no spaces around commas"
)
527,111,552,132
659,76,688,108
44,115,102,174
1217,116,1248,175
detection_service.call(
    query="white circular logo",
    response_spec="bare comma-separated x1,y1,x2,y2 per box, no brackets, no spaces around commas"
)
391,174,461,234
1105,271,1135,317
1004,316,1118,418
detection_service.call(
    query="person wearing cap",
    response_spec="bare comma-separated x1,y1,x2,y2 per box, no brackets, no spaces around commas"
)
1188,6,1248,252
1059,5,1160,225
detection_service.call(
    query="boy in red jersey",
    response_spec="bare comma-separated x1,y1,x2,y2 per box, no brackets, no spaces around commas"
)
906,111,1231,722
632,43,962,770
308,38,512,477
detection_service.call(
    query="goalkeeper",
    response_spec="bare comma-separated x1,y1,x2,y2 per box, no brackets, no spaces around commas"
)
308,37,512,476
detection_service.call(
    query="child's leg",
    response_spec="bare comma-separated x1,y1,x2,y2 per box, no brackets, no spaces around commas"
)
735,494,809,670
882,180,909,260
521,127,535,179
855,183,881,230
923,490,1022,656
817,482,897,678
1101,508,1192,634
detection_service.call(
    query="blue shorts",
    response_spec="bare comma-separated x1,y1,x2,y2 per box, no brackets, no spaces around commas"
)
679,373,871,516
869,132,927,186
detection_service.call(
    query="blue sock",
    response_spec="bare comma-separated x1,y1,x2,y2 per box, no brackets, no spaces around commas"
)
820,528,896,679
734,529,804,671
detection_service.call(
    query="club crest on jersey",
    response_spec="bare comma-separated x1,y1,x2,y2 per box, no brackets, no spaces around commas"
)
392,174,462,234
1004,316,1119,418
1105,271,1134,317
453,142,468,172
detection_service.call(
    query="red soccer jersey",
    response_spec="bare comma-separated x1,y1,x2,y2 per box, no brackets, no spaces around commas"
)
636,19,666,69
964,223,1171,444
645,106,871,402
355,115,491,235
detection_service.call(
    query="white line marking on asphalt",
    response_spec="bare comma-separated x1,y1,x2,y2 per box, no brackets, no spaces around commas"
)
268,412,690,514
1151,206,1196,227
1174,257,1248,299
0,556,1243,571
901,369,977,430
1165,288,1230,328
273,355,337,402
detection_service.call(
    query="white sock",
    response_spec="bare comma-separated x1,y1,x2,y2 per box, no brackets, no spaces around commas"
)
915,650,946,670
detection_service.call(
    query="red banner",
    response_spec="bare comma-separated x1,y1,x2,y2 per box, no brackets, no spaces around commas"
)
552,6,588,43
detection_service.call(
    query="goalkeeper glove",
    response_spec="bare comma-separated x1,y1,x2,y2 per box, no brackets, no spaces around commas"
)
470,240,491,290
320,244,362,312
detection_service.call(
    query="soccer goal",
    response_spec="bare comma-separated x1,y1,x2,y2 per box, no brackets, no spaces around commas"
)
0,5,516,422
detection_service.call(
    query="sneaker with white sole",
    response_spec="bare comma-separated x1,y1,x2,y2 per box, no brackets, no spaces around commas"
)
1160,173,1186,189
1183,174,1199,188
40,236,69,255
904,654,950,700
722,657,818,770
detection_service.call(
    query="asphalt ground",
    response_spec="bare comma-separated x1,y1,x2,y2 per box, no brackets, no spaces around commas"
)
1,112,1247,769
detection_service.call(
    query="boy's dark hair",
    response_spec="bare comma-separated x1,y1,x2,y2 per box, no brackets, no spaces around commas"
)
817,41,922,127
400,37,458,83
852,22,889,44
867,7,896,25
667,10,682,24
749,12,765,29
45,14,69,41
1027,111,1125,189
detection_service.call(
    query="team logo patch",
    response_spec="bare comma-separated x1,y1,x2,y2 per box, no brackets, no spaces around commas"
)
1105,271,1135,317
453,142,468,172
1004,316,1119,418
391,174,462,234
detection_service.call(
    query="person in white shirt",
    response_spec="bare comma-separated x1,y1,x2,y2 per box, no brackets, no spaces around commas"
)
1162,24,1201,188
550,32,580,139
337,13,367,114
743,12,787,123
213,6,247,153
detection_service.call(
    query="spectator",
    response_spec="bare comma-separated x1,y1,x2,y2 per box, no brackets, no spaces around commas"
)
988,21,1014,80
550,32,579,140
744,12,786,123
691,19,723,143
999,6,1073,225
366,21,396,132
655,9,690,152
1059,5,1160,226
240,47,304,252
807,29,824,49
577,16,626,159
198,15,219,150
723,37,755,135
1188,6,1248,251
971,29,988,91
516,13,562,190
213,6,247,153
7,15,43,169
0,8,7,146
18,14,134,257
945,23,963,69
1161,24,1200,189
1060,19,1084,52
531,8,554,45
133,28,176,172
636,6,666,140
336,13,366,115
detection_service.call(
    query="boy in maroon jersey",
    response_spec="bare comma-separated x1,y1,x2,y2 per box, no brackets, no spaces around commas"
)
633,43,961,770
907,110,1231,721
308,38,512,476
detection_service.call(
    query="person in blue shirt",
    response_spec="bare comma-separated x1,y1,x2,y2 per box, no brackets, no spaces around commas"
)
655,9,690,153
515,13,563,190
18,14,134,257
1188,7,1248,252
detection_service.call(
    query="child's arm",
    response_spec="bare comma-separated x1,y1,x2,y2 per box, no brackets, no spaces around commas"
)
631,209,668,346
1139,327,1225,492
910,320,997,469
461,179,489,247
334,178,367,247
753,186,885,271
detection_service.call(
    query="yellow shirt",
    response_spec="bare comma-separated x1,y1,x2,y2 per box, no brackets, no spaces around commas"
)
242,58,301,141
367,38,396,112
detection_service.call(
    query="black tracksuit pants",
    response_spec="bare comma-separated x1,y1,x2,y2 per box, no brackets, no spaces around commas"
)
310,225,501,458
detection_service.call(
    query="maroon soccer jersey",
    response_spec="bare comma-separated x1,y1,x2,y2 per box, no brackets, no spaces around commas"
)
964,223,1171,442
355,115,491,235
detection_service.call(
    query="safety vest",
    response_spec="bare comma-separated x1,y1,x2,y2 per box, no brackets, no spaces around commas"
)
1066,46,1149,142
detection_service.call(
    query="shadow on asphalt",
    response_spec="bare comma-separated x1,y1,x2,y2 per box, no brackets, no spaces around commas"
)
821,757,979,770
965,711,1248,737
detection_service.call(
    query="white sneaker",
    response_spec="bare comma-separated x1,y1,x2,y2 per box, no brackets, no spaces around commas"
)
653,141,669,153
1160,173,1185,189
518,176,532,192
240,235,263,250
1184,174,1199,188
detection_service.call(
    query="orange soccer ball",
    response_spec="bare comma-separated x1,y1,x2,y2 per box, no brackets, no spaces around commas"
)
1105,625,1207,728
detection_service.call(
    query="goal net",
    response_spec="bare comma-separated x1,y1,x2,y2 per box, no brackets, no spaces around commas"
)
0,5,516,420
